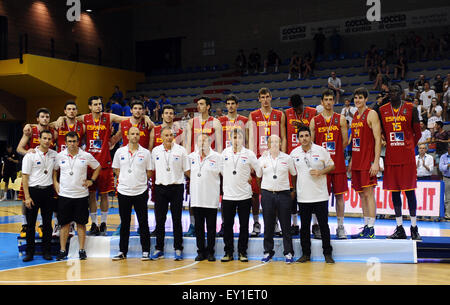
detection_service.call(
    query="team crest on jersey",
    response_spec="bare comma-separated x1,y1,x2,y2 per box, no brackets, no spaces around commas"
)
334,117,339,124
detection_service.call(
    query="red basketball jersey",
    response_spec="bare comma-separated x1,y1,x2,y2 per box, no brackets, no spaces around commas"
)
84,112,112,168
57,120,84,152
286,107,317,153
191,116,217,152
351,108,375,171
152,124,184,148
120,118,151,148
218,115,248,149
250,109,283,158
379,102,416,165
26,126,56,150
314,113,346,173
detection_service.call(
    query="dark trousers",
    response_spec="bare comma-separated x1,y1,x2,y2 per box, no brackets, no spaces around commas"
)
261,190,293,256
25,186,54,255
193,207,217,256
154,184,184,251
298,201,332,256
117,190,150,255
222,198,251,255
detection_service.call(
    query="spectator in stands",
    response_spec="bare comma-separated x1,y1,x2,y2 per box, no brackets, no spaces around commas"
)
427,97,443,129
248,48,261,74
330,29,341,58
313,28,326,58
235,49,247,74
288,51,302,80
433,74,444,102
406,31,423,61
420,81,436,110
416,144,434,180
432,121,450,179
144,96,156,117
340,98,357,125
414,98,426,125
303,52,314,78
1,144,19,201
418,121,432,146
393,54,407,80
404,81,418,100
111,85,123,103
364,45,377,72
438,145,450,220
415,74,426,92
385,34,398,61
215,108,223,118
444,73,450,120
327,71,344,102
373,59,390,90
122,100,131,117
111,98,123,116
424,32,439,60
263,49,280,73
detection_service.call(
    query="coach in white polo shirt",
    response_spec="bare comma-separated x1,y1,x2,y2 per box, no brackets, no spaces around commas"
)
151,126,189,261
112,126,152,261
21,130,57,262
187,133,222,262
220,129,260,263
257,135,296,264
53,131,100,261
290,125,335,264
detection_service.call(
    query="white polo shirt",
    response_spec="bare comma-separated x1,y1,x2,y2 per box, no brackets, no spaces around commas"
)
290,144,334,203
152,143,189,186
221,146,260,201
55,149,100,198
112,145,152,196
420,89,436,109
416,153,434,177
257,151,296,192
188,149,222,209
21,147,57,187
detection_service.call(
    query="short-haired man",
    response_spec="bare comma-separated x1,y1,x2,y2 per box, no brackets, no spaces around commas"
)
328,72,344,102
416,144,434,180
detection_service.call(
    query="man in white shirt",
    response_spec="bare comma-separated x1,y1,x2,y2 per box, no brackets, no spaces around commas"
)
187,134,223,262
328,71,344,102
21,130,57,262
53,131,101,261
220,129,260,263
416,144,434,180
290,126,335,264
340,98,357,125
257,135,296,264
151,126,189,261
419,81,436,110
112,126,153,261
418,121,432,146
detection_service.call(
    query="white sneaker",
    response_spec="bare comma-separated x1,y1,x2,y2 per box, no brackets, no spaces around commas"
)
336,225,347,239
251,222,261,237
141,252,151,261
285,253,294,264
52,224,60,237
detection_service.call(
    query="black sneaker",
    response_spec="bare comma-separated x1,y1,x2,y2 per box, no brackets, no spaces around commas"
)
207,254,216,262
296,255,311,263
195,253,206,261
112,252,127,261
239,253,248,262
324,254,335,264
79,249,87,260
89,223,100,236
221,253,233,262
99,222,107,236
410,226,422,241
387,225,407,239
43,253,53,261
56,250,67,261
22,254,34,262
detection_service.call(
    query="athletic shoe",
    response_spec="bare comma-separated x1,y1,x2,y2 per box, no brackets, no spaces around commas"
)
113,224,121,236
250,222,261,237
362,226,375,239
221,254,233,262
296,255,310,263
324,254,335,264
43,252,53,261
285,253,294,264
184,224,195,237
216,223,224,237
69,222,75,237
37,225,43,238
22,254,34,262
112,252,126,261
312,224,321,239
89,223,100,236
79,249,87,260
387,225,407,239
410,226,422,241
239,253,248,262
290,225,300,236
207,254,216,262
99,222,107,236
141,252,151,261
336,225,347,239
261,253,273,263
56,250,67,261
174,250,183,261
195,253,206,261
52,224,60,238
20,224,27,238
151,250,164,260
351,226,368,239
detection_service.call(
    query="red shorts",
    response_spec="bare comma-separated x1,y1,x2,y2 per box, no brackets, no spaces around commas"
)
383,163,417,191
351,170,377,192
88,167,114,194
326,172,348,195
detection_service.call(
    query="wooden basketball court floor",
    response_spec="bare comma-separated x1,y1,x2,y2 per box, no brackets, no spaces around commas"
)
0,200,449,285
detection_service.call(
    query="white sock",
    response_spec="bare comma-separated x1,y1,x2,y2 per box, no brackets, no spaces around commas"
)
292,214,298,226
368,217,375,228
101,211,108,224
364,217,369,226
190,215,195,226
337,217,344,227
312,214,318,225
396,217,403,226
90,213,97,224
410,216,417,227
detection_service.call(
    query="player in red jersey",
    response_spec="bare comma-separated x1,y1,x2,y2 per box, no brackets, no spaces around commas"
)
348,88,382,239
150,105,184,150
378,84,422,240
56,101,85,152
285,94,317,236
310,89,348,239
248,88,287,237
17,108,57,238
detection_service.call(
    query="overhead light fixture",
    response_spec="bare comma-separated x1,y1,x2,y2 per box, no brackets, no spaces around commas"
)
86,9,92,12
